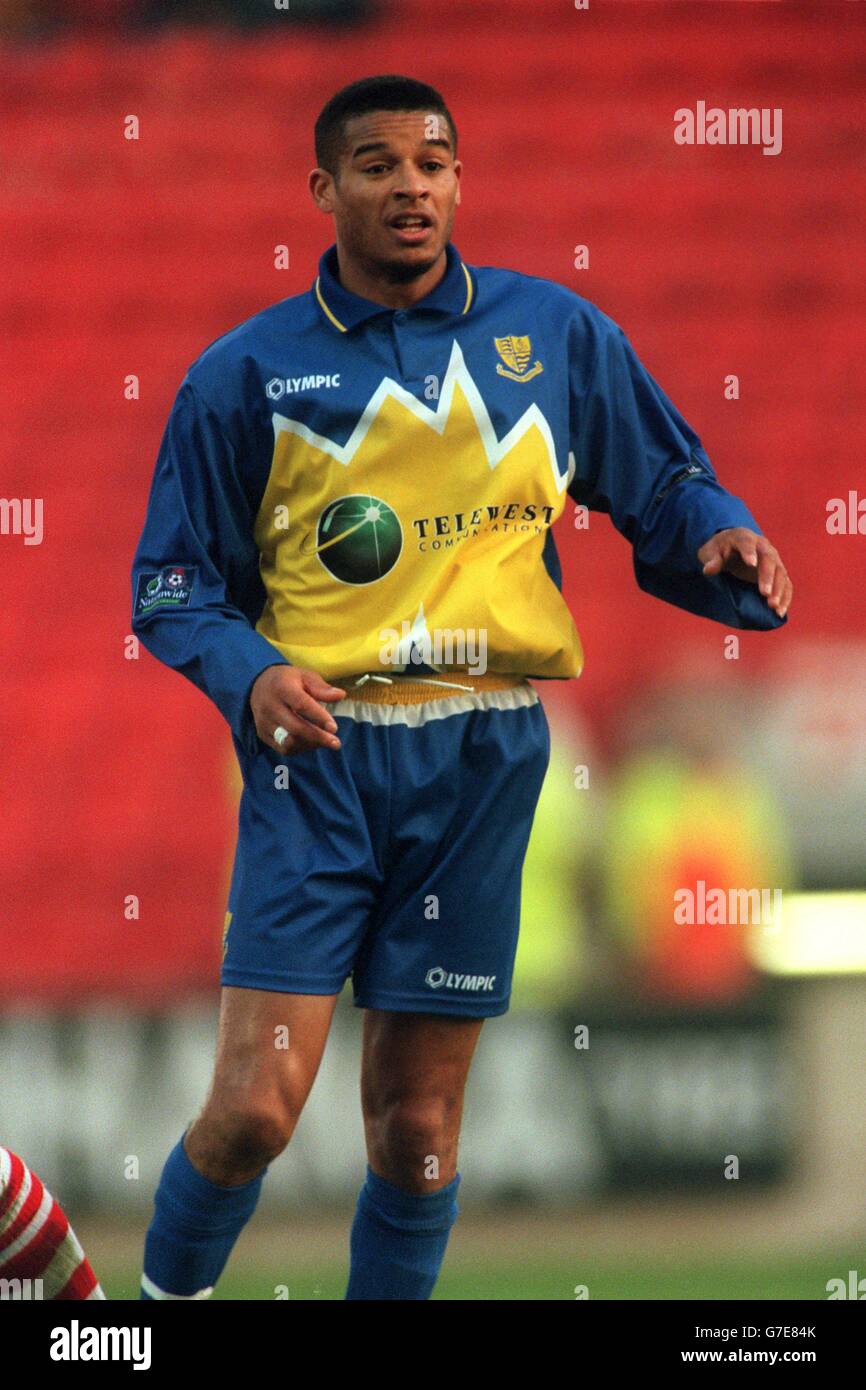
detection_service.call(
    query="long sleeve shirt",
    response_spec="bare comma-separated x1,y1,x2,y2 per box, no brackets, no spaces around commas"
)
131,241,784,755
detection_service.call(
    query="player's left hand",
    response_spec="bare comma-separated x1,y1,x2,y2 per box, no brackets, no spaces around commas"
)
698,527,792,618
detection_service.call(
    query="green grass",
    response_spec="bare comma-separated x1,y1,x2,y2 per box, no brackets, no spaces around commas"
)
103,1252,860,1301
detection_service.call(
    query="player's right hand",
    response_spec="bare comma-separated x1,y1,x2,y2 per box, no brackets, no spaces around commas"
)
250,665,347,755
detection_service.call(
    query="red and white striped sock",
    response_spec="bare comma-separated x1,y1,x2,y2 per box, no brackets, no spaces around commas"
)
0,1147,106,1300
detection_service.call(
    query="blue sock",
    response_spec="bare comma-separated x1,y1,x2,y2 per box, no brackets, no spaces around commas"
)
345,1166,460,1301
140,1136,265,1299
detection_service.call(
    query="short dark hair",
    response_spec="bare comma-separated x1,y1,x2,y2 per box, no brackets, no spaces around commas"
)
314,75,457,174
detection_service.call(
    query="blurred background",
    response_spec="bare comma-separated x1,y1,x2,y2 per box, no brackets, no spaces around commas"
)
1,0,865,1299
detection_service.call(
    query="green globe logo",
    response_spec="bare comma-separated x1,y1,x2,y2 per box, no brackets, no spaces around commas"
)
306,494,403,585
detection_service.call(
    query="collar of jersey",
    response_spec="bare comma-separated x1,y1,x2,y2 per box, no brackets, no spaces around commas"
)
314,241,474,333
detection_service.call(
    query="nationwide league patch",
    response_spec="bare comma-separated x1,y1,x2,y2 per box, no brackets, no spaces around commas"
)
136,564,197,614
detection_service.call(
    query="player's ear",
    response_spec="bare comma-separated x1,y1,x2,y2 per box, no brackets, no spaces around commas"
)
454,160,462,205
309,167,336,214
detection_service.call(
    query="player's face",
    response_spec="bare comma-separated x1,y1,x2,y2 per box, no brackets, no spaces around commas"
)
314,109,461,281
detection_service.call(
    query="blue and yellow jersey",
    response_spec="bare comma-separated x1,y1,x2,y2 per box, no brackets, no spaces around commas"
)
131,242,784,754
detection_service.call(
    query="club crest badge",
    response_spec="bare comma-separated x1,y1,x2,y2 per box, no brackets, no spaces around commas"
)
494,335,543,383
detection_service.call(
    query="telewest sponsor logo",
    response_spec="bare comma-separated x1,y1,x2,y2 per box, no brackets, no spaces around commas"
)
425,967,496,992
266,374,341,399
412,501,555,552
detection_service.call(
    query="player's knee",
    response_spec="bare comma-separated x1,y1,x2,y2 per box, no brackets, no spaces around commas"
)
372,1094,459,1181
204,1093,296,1172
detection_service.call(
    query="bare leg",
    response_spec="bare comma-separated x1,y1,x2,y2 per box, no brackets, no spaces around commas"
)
360,1010,484,1190
184,986,339,1184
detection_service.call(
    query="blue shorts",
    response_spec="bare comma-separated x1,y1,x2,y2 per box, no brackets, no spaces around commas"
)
221,679,551,1017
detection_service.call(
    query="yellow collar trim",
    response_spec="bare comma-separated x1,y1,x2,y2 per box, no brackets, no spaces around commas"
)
461,262,473,314
315,276,347,333
316,261,473,332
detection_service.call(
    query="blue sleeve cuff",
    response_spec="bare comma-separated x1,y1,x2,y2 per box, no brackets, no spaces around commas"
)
132,610,290,757
219,629,291,757
634,477,787,631
634,560,788,630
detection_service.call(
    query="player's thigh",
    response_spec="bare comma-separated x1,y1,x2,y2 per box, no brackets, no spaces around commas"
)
208,985,339,1114
360,1009,485,1113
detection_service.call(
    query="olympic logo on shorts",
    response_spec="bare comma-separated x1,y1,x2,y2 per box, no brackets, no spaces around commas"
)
424,967,496,993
